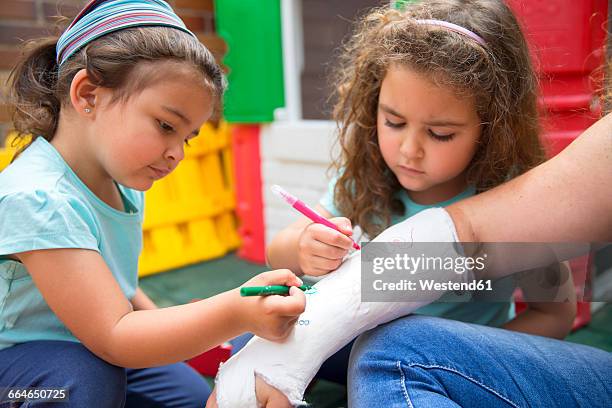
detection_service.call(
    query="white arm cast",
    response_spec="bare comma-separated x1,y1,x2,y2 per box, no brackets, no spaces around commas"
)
215,208,472,406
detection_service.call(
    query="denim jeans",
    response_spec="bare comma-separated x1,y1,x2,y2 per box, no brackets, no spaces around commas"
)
349,315,612,408
0,340,210,407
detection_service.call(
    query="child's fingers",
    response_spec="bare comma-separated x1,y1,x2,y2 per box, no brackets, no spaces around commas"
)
277,316,299,339
309,239,348,260
205,390,218,408
310,224,353,250
305,266,334,277
286,316,299,327
264,287,306,317
262,318,298,342
287,285,306,313
255,269,303,287
255,375,292,407
330,217,353,235
309,254,343,271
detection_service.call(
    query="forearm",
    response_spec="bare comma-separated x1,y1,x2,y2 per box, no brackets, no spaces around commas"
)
503,304,575,339
266,227,304,274
104,289,245,368
506,262,577,339
447,113,612,243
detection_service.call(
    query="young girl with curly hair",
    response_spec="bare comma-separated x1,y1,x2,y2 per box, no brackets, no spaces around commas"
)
268,0,575,340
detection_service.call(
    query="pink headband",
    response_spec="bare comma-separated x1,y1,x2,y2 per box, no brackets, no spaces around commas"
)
416,19,486,47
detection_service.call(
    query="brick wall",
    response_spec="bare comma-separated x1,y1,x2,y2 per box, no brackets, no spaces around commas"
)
0,0,224,144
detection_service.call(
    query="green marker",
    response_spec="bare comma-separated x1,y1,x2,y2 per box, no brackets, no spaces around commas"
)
240,285,313,297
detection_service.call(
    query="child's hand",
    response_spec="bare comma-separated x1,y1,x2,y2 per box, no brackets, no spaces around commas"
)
206,377,292,408
297,217,353,276
254,375,293,407
239,270,306,342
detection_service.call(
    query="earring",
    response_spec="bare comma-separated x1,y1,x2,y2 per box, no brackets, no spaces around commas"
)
84,107,91,113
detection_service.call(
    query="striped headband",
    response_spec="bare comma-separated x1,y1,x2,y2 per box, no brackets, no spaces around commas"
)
416,19,486,47
56,0,195,66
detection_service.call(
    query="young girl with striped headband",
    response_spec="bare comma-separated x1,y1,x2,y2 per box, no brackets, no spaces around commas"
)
213,0,576,406
0,0,305,406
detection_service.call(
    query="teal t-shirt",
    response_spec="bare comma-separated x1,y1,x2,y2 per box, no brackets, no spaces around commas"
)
320,178,516,327
0,137,144,350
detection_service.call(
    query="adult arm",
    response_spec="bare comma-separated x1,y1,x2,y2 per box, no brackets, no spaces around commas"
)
447,113,612,243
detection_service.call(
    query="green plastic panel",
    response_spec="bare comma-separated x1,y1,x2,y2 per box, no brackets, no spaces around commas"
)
214,0,285,123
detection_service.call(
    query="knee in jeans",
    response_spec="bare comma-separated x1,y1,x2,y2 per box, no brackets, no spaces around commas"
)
179,372,212,406
182,384,211,407
73,364,126,407
374,316,461,344
351,316,464,366
168,364,211,407
60,344,126,406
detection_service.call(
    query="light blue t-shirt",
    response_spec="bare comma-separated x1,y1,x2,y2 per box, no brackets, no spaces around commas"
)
0,137,144,350
320,177,516,327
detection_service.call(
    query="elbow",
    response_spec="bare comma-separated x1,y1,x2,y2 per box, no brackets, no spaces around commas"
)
567,300,577,321
92,334,130,367
79,339,127,368
98,349,125,367
265,243,275,268
89,320,144,369
566,301,578,332
96,343,147,369
557,302,578,339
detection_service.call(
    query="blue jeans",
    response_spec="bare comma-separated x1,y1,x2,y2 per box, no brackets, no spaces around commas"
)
349,315,612,408
0,340,210,407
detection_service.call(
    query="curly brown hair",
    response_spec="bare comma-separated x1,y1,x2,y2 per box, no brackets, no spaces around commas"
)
330,0,545,237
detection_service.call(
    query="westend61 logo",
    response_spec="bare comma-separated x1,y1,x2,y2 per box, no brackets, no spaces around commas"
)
362,242,491,302
372,253,487,275
362,241,606,302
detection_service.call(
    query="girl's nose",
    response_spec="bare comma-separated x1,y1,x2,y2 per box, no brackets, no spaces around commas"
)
164,141,185,163
399,131,424,159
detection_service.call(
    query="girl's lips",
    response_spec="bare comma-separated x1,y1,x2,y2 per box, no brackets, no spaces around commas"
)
398,165,425,175
149,166,171,179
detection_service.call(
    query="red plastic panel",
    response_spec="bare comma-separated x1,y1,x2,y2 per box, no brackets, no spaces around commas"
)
506,0,607,74
187,343,233,376
507,0,607,140
540,109,600,157
231,125,267,264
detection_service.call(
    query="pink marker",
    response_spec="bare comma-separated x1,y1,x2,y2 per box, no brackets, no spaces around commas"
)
271,184,361,251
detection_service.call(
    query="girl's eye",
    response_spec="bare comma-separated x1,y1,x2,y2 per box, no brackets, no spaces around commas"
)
384,119,405,129
158,120,175,133
428,129,455,142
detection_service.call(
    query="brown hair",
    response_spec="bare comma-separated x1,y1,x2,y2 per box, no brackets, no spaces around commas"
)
330,0,545,237
8,25,225,155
